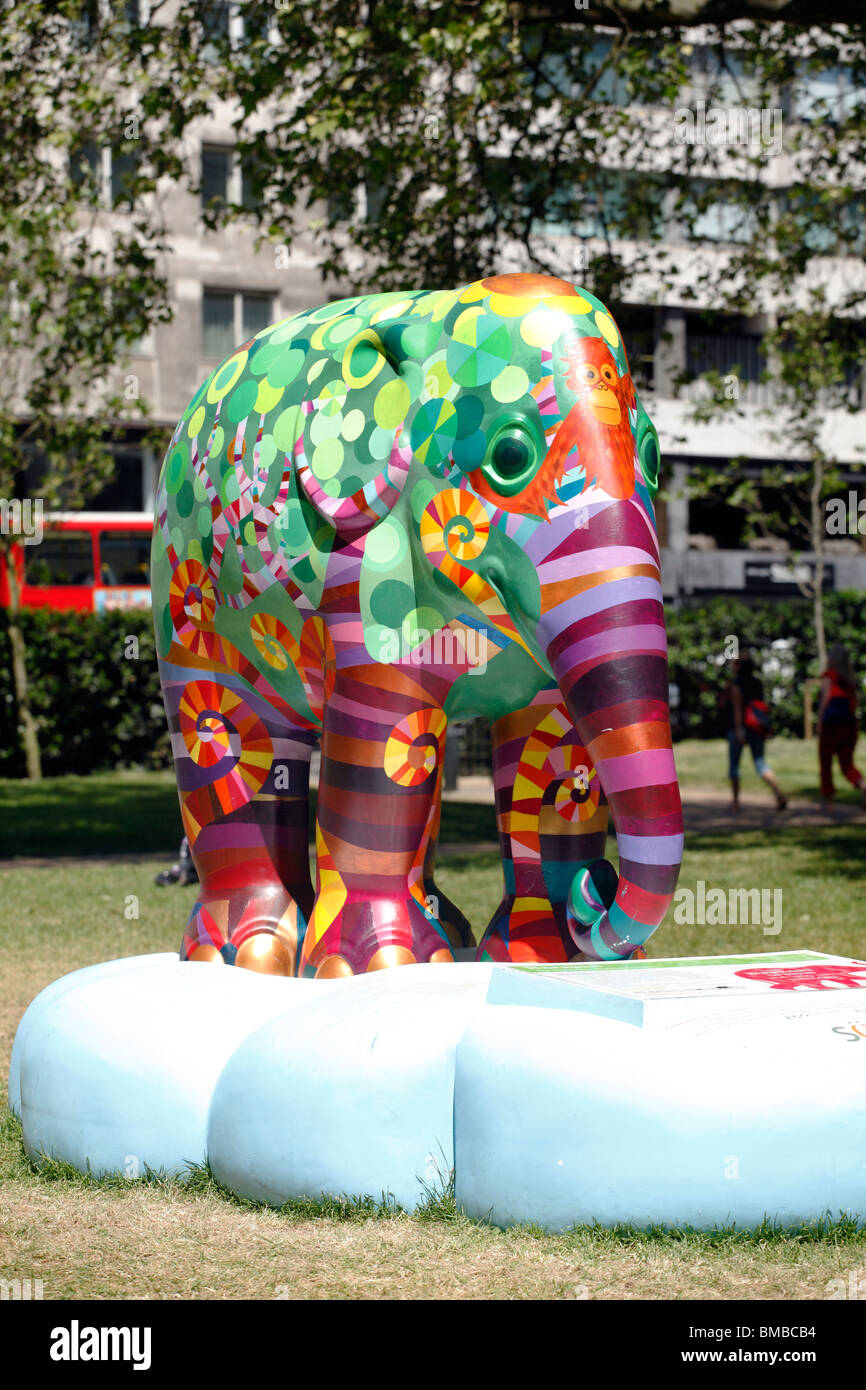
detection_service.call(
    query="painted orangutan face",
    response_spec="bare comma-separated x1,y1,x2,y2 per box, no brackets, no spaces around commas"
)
562,338,630,426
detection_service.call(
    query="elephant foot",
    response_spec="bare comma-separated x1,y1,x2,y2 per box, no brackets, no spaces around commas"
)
181,884,310,977
475,897,584,964
300,894,456,977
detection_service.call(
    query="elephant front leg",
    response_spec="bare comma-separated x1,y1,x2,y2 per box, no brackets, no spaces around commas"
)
299,677,457,976
476,699,610,963
166,666,317,975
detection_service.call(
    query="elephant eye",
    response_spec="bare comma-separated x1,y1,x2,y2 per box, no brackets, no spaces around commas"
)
480,420,541,496
492,435,530,477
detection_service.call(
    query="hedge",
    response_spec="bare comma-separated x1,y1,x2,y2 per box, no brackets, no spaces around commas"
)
1,592,865,776
0,609,170,778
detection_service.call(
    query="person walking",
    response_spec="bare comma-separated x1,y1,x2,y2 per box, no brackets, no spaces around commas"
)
817,643,866,811
723,652,787,812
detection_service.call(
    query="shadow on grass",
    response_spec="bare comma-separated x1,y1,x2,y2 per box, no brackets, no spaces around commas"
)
685,822,866,872
0,773,184,859
0,767,856,867
0,776,498,861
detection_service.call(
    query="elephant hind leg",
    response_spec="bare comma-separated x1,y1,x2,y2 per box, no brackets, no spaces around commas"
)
477,698,609,963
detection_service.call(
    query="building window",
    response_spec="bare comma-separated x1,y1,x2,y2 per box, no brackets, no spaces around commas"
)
671,181,758,246
110,145,141,205
201,2,231,62
615,305,656,394
115,0,145,24
202,290,236,359
70,0,101,48
786,62,858,124
200,143,260,215
68,143,149,209
241,293,273,341
70,140,101,191
688,492,746,550
89,449,147,511
529,172,665,243
682,313,768,404
328,184,359,225
683,44,763,108
686,330,765,383
364,178,389,224
240,162,260,212
202,289,274,358
201,145,232,211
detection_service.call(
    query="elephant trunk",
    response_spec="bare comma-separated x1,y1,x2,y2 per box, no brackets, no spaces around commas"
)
538,507,683,960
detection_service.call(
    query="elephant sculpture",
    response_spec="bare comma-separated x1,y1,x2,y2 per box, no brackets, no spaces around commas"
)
152,272,683,976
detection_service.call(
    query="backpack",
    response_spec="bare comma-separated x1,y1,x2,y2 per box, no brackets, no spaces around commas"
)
744,699,772,737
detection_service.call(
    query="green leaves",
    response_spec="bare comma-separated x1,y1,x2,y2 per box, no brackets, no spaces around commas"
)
666,591,866,741
0,609,170,778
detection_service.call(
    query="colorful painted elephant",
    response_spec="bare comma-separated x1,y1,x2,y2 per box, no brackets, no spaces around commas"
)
152,272,683,976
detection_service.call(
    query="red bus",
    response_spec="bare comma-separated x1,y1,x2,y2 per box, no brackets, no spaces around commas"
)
0,513,153,613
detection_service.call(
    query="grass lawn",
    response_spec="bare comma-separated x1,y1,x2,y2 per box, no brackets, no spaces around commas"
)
673,732,866,801
2,735,863,862
2,808,865,1298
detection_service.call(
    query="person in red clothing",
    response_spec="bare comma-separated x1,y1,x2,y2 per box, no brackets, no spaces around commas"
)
721,652,787,811
818,643,866,810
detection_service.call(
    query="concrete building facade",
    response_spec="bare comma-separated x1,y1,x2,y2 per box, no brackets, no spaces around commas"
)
82,16,866,602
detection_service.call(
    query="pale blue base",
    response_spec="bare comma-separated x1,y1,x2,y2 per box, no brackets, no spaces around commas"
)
9,952,866,1229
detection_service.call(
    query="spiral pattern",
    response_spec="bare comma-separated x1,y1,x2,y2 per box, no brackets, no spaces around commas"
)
250,612,293,670
178,680,273,817
384,708,447,787
420,488,490,563
550,744,601,822
169,559,219,657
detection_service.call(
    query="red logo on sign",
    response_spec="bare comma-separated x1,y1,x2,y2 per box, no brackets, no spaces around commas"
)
735,963,866,992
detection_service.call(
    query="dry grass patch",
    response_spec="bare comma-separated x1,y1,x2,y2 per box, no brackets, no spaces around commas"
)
2,1179,863,1301
1,1123,863,1301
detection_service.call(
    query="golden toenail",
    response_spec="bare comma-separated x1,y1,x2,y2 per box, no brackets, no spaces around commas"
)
234,933,292,976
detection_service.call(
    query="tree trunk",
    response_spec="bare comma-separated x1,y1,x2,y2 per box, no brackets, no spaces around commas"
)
3,541,42,780
810,455,827,675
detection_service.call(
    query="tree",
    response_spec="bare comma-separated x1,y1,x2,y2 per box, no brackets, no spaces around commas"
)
138,1,689,296
0,2,182,777
144,4,866,680
653,22,866,675
5,1,866,779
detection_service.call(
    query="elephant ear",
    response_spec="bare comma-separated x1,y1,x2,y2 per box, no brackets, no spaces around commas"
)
295,320,422,536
